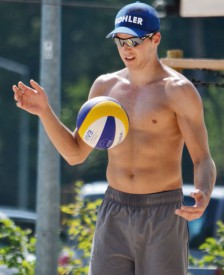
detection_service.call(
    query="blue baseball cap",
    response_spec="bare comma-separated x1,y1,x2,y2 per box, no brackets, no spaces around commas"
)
106,2,160,38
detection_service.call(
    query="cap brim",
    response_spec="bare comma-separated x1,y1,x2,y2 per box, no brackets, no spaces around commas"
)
106,26,148,38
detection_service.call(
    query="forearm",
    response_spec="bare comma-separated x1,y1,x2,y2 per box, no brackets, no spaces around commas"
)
194,156,217,202
176,156,216,221
39,104,89,165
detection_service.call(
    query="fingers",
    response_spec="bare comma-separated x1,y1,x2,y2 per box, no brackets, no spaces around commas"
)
13,80,42,106
190,190,202,200
12,81,32,110
12,79,49,116
175,190,207,221
14,79,44,95
30,79,44,92
175,207,202,221
175,205,203,221
12,84,24,107
17,80,38,95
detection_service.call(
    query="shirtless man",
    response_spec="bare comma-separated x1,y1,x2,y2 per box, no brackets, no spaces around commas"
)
13,2,216,275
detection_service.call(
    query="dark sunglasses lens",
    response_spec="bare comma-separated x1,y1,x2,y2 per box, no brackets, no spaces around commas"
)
126,39,135,47
114,37,123,47
130,38,141,47
113,37,143,47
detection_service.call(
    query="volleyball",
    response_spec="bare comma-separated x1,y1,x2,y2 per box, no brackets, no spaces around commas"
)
76,96,129,150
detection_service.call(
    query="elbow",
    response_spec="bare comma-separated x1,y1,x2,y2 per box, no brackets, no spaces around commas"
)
64,154,88,166
62,138,92,166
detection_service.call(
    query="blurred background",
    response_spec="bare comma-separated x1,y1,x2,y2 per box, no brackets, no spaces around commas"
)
0,0,223,211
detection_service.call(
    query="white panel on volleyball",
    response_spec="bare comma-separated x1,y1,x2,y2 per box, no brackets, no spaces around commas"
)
110,118,126,149
83,117,106,148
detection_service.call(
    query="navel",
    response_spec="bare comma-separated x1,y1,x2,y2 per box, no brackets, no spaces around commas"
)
152,119,157,124
129,172,135,179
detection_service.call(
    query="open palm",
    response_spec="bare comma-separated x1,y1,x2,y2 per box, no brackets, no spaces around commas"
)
13,79,49,116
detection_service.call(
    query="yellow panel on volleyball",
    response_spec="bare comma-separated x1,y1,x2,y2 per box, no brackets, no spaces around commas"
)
78,101,129,138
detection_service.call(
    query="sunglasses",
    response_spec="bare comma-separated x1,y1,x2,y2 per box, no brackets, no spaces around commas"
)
113,33,154,48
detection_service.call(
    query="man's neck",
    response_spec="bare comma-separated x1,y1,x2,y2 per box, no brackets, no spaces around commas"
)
126,59,165,88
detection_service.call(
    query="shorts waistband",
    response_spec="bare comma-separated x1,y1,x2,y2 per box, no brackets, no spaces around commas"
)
104,186,183,207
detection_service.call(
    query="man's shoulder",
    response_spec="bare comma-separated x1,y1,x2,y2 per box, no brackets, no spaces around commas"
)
96,69,126,83
163,67,190,86
164,71,199,99
163,71,203,113
89,69,126,97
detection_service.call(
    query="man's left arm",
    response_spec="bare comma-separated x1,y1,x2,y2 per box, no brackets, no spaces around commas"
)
168,79,217,221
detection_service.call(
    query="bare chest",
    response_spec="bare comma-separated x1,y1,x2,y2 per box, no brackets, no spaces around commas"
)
107,83,177,133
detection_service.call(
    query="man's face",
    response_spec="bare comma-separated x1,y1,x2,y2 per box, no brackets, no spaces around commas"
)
114,33,160,68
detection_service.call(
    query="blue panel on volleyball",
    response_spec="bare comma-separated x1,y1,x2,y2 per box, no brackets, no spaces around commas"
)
96,116,116,149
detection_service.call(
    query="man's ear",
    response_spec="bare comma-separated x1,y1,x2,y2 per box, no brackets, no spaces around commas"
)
153,32,161,45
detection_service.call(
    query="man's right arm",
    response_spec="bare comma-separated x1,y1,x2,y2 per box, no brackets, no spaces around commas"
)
13,79,93,165
38,103,93,165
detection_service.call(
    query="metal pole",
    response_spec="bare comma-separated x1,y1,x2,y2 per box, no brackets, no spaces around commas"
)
35,0,61,273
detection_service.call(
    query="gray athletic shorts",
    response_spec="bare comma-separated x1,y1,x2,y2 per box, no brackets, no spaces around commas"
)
89,186,189,275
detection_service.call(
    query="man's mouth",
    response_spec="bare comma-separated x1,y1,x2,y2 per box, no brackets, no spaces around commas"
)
125,56,135,61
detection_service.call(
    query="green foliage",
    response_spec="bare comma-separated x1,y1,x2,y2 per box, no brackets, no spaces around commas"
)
61,77,91,129
60,181,101,275
191,221,224,272
0,217,36,275
0,180,100,275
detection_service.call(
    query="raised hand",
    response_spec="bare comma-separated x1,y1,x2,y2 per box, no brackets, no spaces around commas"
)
13,79,49,117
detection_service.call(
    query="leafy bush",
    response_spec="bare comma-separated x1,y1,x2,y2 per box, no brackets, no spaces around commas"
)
190,220,224,273
59,181,101,275
0,217,36,275
0,181,101,275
